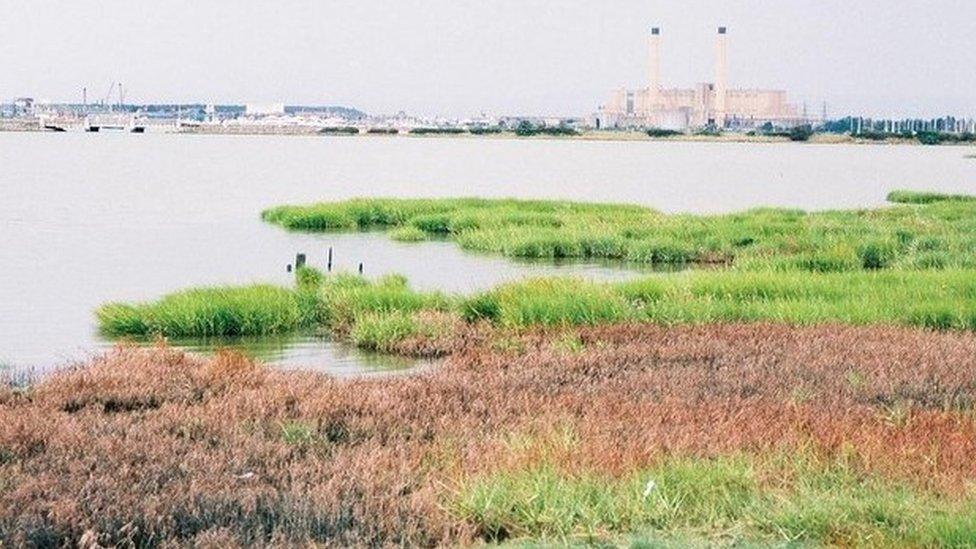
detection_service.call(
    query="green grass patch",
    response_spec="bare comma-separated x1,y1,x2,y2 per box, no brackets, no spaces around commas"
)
98,268,976,346
457,270,976,330
96,285,312,337
350,311,421,352
262,194,976,271
100,192,976,347
462,278,631,327
886,190,976,205
388,225,427,242
453,454,976,546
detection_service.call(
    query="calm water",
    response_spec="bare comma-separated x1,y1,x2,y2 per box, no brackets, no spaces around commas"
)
1,132,974,373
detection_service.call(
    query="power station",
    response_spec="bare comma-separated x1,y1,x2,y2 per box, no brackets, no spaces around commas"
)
594,26,802,131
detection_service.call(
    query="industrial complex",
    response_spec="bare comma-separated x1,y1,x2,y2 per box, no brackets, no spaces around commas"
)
2,26,974,138
593,26,804,131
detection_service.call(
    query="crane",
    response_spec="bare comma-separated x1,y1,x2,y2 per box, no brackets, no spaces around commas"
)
100,82,125,110
101,82,116,109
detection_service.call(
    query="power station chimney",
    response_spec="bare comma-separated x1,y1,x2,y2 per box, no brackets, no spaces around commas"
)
648,27,661,108
714,26,728,127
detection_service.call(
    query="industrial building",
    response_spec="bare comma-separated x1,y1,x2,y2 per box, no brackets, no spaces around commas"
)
594,26,802,131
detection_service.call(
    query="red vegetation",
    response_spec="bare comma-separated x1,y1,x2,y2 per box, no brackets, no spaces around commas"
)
2,324,975,545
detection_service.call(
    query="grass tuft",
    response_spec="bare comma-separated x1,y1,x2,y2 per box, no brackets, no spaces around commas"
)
886,189,976,204
96,285,309,337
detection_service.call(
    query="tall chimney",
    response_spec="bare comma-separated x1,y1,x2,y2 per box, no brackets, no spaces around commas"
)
714,26,728,127
648,27,661,109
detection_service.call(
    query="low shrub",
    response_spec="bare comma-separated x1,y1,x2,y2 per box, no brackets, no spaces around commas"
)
917,131,944,145
469,127,503,135
409,127,466,135
789,125,814,142
318,126,359,135
646,128,682,138
514,120,578,137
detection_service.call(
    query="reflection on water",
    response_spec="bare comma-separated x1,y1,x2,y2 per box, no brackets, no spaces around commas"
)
145,334,418,377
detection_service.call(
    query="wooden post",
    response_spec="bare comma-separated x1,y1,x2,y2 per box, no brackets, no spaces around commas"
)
296,253,306,269
327,247,333,272
358,262,363,275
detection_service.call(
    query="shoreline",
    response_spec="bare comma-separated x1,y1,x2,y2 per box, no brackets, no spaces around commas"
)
2,120,974,146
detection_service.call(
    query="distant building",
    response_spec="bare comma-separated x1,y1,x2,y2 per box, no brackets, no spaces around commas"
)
13,97,35,117
245,103,285,116
594,27,802,131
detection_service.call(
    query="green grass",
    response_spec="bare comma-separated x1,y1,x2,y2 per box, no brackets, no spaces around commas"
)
261,194,976,271
96,270,449,341
462,270,976,330
99,192,976,346
97,268,976,345
96,285,313,337
462,278,630,327
388,225,428,242
453,453,976,546
349,311,421,352
886,190,976,205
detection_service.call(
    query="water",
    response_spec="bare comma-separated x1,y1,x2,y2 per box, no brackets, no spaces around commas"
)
1,132,974,373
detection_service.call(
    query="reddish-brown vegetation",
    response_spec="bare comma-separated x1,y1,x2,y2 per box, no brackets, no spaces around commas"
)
2,324,976,546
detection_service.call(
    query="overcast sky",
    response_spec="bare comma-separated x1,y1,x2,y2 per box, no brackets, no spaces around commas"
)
2,1,973,118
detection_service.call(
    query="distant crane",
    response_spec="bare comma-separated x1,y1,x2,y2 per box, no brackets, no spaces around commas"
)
99,82,125,111
101,82,116,110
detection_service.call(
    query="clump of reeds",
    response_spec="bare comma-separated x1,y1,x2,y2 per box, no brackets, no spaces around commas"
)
96,284,313,337
4,323,976,545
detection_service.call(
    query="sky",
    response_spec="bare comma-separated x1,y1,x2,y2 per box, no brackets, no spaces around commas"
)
1,1,974,118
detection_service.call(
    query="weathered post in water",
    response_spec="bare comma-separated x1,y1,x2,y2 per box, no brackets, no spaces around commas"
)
327,247,333,272
296,253,306,269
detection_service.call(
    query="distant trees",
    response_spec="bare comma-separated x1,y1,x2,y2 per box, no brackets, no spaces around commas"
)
409,127,466,135
319,126,359,135
789,125,814,142
646,128,682,138
514,120,578,137
468,127,503,135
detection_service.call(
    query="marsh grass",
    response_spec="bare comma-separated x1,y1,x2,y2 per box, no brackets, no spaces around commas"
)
99,192,976,348
96,271,455,353
6,323,976,545
457,453,976,546
262,194,976,271
98,268,976,351
463,270,976,330
886,190,976,204
96,285,311,337
388,225,427,242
